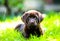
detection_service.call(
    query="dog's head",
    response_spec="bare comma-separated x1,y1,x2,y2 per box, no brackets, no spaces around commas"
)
21,10,44,26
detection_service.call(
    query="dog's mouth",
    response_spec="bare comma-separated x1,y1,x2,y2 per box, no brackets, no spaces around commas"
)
30,23,37,25
29,25,37,29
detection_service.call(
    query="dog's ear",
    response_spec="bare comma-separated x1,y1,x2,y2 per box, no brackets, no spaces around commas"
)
36,12,44,23
21,12,28,23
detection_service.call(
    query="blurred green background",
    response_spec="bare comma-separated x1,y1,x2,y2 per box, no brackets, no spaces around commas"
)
0,0,60,20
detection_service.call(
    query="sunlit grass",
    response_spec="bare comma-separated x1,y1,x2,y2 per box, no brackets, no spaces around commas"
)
0,12,60,41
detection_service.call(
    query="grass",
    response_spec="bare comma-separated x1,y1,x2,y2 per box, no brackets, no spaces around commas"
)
0,12,60,41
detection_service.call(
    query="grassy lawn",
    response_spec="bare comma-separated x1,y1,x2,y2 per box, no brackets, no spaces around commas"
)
0,12,60,41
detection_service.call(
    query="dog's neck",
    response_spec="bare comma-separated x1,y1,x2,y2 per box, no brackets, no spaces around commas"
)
29,25,37,29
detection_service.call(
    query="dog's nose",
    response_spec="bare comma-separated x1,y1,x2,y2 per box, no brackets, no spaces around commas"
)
30,19,35,24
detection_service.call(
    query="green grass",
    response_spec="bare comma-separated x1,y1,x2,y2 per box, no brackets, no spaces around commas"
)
0,12,60,41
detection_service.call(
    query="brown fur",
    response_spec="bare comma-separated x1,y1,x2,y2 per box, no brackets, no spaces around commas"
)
15,10,44,38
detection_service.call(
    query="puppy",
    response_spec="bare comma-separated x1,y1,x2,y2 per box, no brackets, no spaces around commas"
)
15,10,44,38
